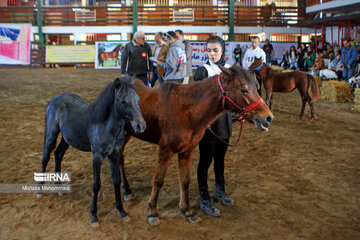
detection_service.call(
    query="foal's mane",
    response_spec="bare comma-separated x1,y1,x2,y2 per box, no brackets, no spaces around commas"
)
229,64,256,88
90,77,134,122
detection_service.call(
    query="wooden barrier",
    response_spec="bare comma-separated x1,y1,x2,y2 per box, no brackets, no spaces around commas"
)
0,5,305,27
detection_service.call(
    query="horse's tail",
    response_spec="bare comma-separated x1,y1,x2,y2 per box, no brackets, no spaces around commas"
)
308,74,320,102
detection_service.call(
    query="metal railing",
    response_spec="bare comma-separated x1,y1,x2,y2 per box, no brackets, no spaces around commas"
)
0,5,305,27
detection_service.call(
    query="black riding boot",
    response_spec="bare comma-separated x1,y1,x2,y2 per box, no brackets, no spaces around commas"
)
215,183,234,206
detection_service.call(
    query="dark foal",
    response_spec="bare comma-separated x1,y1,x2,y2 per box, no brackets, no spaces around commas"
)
39,76,146,227
250,57,320,120
120,65,274,226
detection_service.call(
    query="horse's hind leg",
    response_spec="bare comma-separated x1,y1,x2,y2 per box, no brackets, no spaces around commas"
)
38,118,59,197
119,134,132,201
306,93,317,120
178,150,200,223
109,154,130,223
297,87,308,120
41,120,60,178
299,96,307,120
54,137,69,184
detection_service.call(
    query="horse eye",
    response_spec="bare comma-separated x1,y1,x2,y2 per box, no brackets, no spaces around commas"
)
240,89,248,94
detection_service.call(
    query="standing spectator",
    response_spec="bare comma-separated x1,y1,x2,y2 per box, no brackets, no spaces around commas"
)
150,32,169,87
289,45,297,69
280,49,290,69
263,39,273,64
338,37,358,82
121,30,153,86
194,36,233,217
158,31,186,83
242,36,266,96
297,43,306,71
304,45,316,72
233,44,242,66
175,30,192,84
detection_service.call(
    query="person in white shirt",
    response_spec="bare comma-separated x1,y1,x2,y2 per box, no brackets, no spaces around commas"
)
242,36,266,96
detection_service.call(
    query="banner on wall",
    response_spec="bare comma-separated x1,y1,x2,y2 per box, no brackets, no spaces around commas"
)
191,42,231,69
0,23,31,65
46,45,95,63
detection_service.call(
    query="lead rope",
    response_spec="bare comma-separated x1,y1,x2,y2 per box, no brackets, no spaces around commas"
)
207,116,245,146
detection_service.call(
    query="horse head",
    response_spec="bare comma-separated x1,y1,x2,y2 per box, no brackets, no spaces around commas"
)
218,64,273,131
249,57,264,72
113,76,146,134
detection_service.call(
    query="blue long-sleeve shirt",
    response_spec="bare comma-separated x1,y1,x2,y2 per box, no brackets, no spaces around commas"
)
340,44,357,68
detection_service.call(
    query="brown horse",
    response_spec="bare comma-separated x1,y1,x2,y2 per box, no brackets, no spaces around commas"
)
120,65,274,226
250,57,320,120
98,45,122,66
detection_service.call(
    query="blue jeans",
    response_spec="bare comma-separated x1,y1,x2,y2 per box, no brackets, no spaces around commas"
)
343,67,355,82
290,59,297,69
266,53,271,64
150,67,163,87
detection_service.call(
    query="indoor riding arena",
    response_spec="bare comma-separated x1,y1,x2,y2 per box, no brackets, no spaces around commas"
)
1,0,360,240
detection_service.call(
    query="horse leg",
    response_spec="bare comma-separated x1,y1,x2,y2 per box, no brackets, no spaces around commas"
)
178,150,201,223
109,154,130,223
119,134,132,201
38,120,59,197
90,153,104,228
54,137,69,184
265,90,273,110
147,148,173,226
305,93,317,120
298,88,307,120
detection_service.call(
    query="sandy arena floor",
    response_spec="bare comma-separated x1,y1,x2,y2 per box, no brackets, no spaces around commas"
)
0,68,359,240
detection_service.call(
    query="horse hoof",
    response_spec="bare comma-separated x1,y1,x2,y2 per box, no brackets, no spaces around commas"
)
91,222,100,228
311,115,317,121
147,216,160,226
121,215,131,223
36,193,43,199
123,194,130,201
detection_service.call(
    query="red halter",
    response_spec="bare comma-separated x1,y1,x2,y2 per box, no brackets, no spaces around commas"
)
217,75,264,115
211,75,264,146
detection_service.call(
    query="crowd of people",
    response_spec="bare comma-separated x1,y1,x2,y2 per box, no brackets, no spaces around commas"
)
265,37,360,83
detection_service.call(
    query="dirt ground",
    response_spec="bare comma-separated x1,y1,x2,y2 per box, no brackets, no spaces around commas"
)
0,68,359,240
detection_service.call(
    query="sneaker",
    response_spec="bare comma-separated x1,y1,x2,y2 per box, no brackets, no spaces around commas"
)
215,190,234,206
200,200,220,217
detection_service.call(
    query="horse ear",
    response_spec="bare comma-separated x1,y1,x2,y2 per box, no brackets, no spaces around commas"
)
114,77,122,90
218,65,234,81
218,65,232,76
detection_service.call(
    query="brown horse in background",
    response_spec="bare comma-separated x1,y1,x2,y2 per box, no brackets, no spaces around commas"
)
250,57,320,120
98,45,122,66
120,65,274,226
